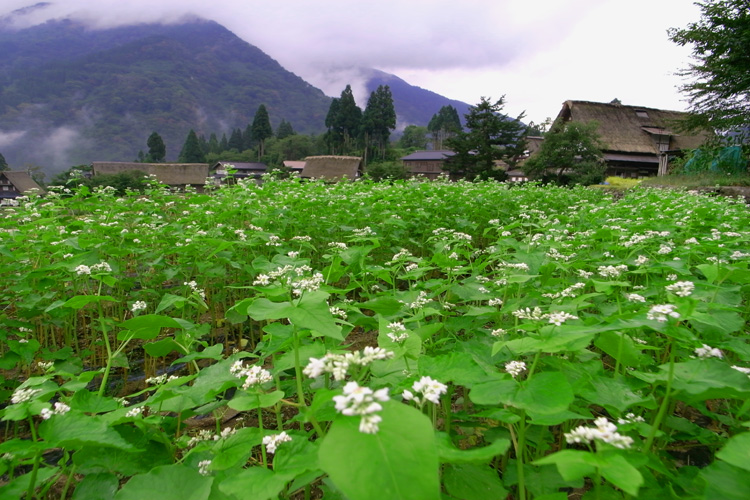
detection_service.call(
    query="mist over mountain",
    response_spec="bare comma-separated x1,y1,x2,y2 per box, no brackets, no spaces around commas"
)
0,17,472,173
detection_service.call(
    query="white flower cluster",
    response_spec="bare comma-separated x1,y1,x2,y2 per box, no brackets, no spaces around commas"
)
543,282,586,300
75,264,91,276
125,406,144,418
401,290,431,309
352,226,376,237
564,417,633,449
548,311,578,326
145,374,178,385
625,293,646,303
333,381,390,434
197,460,212,476
388,248,414,264
262,431,292,453
386,322,409,343
90,261,112,273
329,306,348,320
694,344,723,359
512,307,548,321
505,360,527,379
646,304,680,322
328,242,348,250
617,413,646,425
666,281,695,297
491,328,507,337
303,347,394,381
598,265,628,278
488,298,503,306
402,376,447,405
131,300,147,313
230,361,273,389
184,280,206,300
40,402,71,420
11,387,42,404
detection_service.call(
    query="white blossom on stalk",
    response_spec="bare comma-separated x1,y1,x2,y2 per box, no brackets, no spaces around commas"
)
665,281,695,297
505,360,527,379
75,264,91,276
646,304,680,322
230,361,273,389
564,417,633,449
402,376,447,405
694,344,723,359
386,322,409,343
303,348,393,381
125,406,144,418
40,402,70,420
197,460,212,476
548,311,578,326
91,261,112,273
625,293,646,303
11,387,42,404
131,300,147,313
262,431,292,453
488,298,503,306
333,381,390,434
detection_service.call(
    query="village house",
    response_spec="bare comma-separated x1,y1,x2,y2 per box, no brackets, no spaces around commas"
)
301,156,362,181
0,171,46,205
211,161,267,183
549,100,709,177
91,162,209,190
400,150,456,180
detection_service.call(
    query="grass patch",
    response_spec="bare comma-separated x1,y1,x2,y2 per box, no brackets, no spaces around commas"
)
640,172,750,188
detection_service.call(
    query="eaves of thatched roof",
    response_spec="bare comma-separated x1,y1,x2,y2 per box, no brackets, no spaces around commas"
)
557,100,709,154
301,156,362,181
92,162,209,186
2,171,46,194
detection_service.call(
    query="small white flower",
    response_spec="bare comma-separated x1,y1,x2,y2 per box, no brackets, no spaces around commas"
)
75,264,91,276
666,281,695,297
262,431,292,454
125,406,144,418
406,376,447,405
333,382,390,434
548,311,578,326
505,360,527,379
197,460,212,476
11,387,42,404
625,293,646,303
131,300,147,313
490,328,507,337
565,417,633,449
647,304,680,322
694,344,723,359
488,298,503,307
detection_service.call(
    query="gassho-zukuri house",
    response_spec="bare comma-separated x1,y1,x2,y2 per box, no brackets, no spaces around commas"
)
548,100,709,178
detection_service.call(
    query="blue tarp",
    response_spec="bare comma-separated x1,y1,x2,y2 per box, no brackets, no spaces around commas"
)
683,146,748,174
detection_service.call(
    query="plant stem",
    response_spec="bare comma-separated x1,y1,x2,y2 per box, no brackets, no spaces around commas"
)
26,416,41,500
258,395,268,468
645,339,676,451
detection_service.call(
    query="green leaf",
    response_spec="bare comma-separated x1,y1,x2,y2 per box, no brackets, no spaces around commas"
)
598,453,643,496
71,472,119,500
513,372,573,414
469,377,517,406
318,400,440,500
418,352,490,387
115,464,213,500
272,435,320,475
246,298,294,321
435,432,510,464
442,463,508,499
578,376,655,414
143,338,183,357
40,413,135,450
55,295,117,311
533,450,597,482
117,314,184,341
700,460,750,500
155,293,188,313
210,428,263,471
594,331,648,367
228,391,284,411
70,390,119,413
218,467,296,500
289,292,343,340
716,432,750,472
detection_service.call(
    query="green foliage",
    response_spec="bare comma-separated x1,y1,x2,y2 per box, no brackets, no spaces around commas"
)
178,130,206,163
444,96,527,181
275,119,295,140
364,161,410,181
669,0,750,134
325,85,362,154
523,120,606,185
0,152,8,171
145,132,166,162
427,105,462,150
251,105,273,159
398,125,429,149
362,85,397,162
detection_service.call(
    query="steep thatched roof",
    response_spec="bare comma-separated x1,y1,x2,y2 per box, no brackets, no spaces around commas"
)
92,162,209,186
301,156,362,181
557,100,709,154
400,150,455,161
3,171,46,194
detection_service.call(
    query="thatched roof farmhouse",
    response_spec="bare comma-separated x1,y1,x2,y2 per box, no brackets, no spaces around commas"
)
92,162,209,189
301,156,362,181
400,150,456,180
553,100,709,177
0,171,46,204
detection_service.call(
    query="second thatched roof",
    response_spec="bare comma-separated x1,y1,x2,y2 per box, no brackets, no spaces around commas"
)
92,162,209,186
557,100,709,154
301,156,362,181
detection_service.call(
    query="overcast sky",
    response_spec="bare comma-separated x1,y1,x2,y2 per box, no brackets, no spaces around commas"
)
2,0,702,125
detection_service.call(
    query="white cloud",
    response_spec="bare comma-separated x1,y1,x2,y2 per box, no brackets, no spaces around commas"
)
0,0,702,123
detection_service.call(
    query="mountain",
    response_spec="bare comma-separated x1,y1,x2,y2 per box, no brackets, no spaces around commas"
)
0,18,333,171
362,68,472,129
0,17,473,173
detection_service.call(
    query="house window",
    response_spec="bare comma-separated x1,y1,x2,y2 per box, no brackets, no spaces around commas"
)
635,110,649,119
2,186,8,191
